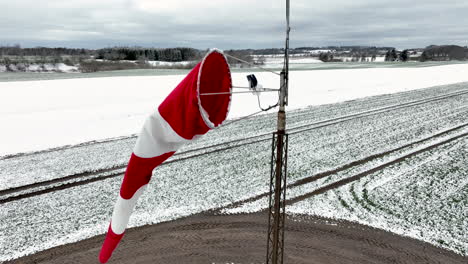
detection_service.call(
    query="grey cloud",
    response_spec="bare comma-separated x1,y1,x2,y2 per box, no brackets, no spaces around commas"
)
0,0,467,49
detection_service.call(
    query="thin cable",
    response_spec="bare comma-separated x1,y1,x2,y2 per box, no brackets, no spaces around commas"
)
257,94,279,112
224,53,281,76
217,107,277,129
256,81,286,111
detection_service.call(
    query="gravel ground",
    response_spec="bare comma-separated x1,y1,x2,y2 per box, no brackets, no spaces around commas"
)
8,212,467,264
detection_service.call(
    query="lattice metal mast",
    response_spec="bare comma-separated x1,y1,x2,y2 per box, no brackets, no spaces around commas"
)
266,0,290,263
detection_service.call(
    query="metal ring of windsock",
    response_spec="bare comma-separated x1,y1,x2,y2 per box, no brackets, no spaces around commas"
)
99,49,232,263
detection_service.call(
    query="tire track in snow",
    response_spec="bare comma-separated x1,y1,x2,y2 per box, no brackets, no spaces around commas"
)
212,124,468,213
285,130,468,206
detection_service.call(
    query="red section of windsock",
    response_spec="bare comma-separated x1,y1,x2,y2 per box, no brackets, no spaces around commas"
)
120,152,175,199
99,224,124,263
159,50,232,139
99,49,231,263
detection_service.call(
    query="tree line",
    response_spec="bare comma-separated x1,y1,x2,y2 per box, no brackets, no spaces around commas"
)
420,45,467,61
95,47,202,62
1,44,467,70
0,44,91,57
384,45,468,62
0,45,203,62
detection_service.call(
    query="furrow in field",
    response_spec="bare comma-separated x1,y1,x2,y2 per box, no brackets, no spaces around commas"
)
215,125,468,213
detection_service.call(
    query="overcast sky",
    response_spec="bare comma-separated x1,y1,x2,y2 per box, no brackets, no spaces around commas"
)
1,0,467,49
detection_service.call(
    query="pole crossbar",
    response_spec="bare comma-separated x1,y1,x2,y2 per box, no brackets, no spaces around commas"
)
200,90,278,96
232,86,280,91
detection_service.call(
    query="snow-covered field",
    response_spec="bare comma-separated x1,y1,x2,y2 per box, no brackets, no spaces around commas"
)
286,135,468,254
261,56,387,65
261,56,323,68
1,64,468,261
0,63,78,73
146,60,196,67
2,63,468,157
1,82,467,261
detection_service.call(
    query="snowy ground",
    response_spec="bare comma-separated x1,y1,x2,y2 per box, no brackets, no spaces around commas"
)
0,82,467,261
146,60,196,67
1,62,468,261
261,56,323,68
0,61,465,83
286,135,468,254
0,63,78,73
2,63,468,157
261,56,386,66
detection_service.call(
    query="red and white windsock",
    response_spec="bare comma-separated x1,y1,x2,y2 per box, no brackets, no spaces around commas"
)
99,49,232,263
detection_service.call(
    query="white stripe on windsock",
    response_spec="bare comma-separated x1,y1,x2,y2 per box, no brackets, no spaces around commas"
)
108,109,192,235
134,110,191,158
110,184,148,235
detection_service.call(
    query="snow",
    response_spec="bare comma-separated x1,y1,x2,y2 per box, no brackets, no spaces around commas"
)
27,64,41,72
374,56,386,62
146,60,196,67
260,56,323,68
306,49,334,54
286,135,468,255
0,82,467,260
1,63,468,156
264,57,323,65
0,63,78,73
336,56,386,62
218,108,468,255
55,63,79,73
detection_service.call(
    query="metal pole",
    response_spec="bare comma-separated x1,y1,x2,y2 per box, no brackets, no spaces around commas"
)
267,1,290,263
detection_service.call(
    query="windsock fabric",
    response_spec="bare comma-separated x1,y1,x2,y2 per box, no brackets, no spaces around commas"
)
99,49,232,263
